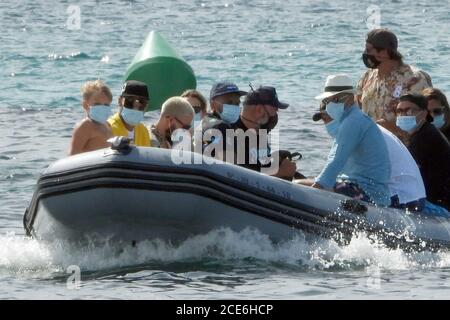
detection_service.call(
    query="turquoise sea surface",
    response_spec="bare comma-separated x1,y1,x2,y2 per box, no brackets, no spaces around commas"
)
1,0,450,299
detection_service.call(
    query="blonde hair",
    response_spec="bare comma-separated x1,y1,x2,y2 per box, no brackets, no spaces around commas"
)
181,89,207,112
81,80,113,102
161,97,194,118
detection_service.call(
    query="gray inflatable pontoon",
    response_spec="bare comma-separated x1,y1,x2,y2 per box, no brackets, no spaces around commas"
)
24,141,450,251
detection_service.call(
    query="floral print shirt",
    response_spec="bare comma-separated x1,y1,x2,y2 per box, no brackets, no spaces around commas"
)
356,64,431,122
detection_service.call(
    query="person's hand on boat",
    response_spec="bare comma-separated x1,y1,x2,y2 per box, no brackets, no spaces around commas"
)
294,178,325,190
311,182,324,189
274,158,297,179
295,178,315,186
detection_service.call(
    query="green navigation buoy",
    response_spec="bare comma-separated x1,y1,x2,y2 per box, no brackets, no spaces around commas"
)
124,31,197,112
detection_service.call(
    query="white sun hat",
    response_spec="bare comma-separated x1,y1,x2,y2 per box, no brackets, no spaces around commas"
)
315,74,355,100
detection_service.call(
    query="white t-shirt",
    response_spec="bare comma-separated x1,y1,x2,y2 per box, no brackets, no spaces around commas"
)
378,125,426,204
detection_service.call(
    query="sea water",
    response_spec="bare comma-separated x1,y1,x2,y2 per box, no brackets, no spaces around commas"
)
1,0,450,299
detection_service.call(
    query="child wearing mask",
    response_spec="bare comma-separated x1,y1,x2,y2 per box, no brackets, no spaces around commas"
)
68,80,113,155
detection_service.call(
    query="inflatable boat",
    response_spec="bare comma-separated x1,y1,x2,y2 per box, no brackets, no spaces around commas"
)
24,139,450,252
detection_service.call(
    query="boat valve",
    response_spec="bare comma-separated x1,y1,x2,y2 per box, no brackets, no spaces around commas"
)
108,136,133,155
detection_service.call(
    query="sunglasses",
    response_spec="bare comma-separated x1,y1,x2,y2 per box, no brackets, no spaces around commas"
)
174,117,192,130
123,96,148,109
323,95,349,105
430,108,444,116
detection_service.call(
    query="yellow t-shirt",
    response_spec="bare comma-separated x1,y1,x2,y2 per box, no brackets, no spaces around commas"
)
107,112,151,147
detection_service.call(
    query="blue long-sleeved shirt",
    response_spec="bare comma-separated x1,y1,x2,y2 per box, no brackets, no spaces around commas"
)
315,105,391,206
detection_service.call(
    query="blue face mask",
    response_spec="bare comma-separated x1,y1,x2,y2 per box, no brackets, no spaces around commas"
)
432,114,445,129
396,116,417,132
191,113,202,131
121,107,144,126
89,105,112,124
193,112,202,123
220,104,240,124
325,120,340,138
325,102,345,122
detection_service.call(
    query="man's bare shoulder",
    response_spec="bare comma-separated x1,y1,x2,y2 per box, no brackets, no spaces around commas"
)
74,118,111,136
74,118,95,130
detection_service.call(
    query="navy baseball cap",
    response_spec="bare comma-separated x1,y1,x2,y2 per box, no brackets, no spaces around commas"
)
210,82,247,100
244,86,289,109
121,80,149,99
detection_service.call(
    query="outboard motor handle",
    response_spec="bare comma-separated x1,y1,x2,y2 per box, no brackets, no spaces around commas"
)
108,136,133,155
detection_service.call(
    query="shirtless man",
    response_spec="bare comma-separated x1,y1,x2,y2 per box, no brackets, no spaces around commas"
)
68,80,113,155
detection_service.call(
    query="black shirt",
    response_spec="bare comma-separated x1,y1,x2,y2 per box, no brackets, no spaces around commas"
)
408,122,450,210
206,117,271,172
442,125,450,142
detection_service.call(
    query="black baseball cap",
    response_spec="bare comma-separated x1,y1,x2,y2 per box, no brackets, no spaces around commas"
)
121,80,149,99
244,86,289,109
210,82,247,100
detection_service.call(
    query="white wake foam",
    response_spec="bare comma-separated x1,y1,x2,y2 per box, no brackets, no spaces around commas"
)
1,228,450,277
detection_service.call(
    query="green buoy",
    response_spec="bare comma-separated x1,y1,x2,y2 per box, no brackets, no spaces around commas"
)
124,31,197,112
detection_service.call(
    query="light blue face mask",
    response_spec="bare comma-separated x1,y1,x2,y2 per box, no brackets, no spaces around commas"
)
396,116,417,132
325,102,345,122
191,113,202,131
220,104,240,124
89,105,112,124
432,114,445,129
325,120,340,138
193,112,202,123
121,107,144,126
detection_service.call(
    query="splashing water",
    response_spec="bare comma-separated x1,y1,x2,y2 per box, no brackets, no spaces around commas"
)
2,0,450,299
2,228,450,279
